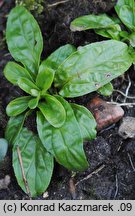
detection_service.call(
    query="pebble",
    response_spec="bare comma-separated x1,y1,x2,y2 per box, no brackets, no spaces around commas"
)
118,116,135,139
0,175,10,190
87,97,124,131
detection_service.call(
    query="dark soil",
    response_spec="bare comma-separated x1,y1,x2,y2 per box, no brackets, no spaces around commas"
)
0,0,135,200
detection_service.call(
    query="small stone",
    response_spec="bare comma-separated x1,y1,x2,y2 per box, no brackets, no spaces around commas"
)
0,175,10,190
87,97,124,131
118,116,135,139
43,191,49,199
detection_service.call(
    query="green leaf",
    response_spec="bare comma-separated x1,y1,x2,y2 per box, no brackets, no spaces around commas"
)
6,96,32,117
5,111,31,145
70,11,121,40
37,96,89,171
55,40,132,98
0,139,8,162
70,14,119,31
28,96,40,109
115,0,135,14
4,62,34,85
129,32,135,47
42,44,76,71
128,46,135,64
13,128,54,197
71,104,97,141
18,77,40,96
36,66,55,91
38,94,66,128
6,6,43,76
119,31,129,39
115,0,135,30
97,82,113,96
119,5,135,30
95,24,121,40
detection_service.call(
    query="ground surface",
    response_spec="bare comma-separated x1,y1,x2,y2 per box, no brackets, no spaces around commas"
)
0,0,135,200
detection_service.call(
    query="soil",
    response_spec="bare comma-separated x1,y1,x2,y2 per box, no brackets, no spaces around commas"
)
0,0,135,200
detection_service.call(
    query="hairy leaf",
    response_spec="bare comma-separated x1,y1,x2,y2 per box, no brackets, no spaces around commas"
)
38,94,66,128
37,96,88,171
55,40,132,98
4,62,34,85
36,66,55,91
13,128,54,197
6,96,32,116
6,6,43,76
71,104,97,141
0,139,8,162
42,44,76,71
98,82,113,96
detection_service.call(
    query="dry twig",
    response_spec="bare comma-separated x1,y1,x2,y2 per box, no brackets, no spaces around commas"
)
47,0,70,8
107,102,135,107
69,177,77,199
17,146,31,198
75,164,105,186
113,174,119,199
114,90,135,100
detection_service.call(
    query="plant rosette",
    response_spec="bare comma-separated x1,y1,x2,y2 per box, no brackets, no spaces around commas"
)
71,0,135,73
4,6,132,197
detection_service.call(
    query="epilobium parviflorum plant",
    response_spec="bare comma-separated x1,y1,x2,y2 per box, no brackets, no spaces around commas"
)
4,6,132,197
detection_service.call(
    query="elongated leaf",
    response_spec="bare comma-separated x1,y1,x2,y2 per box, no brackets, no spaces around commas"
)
13,128,54,197
71,104,97,141
4,62,34,85
37,96,89,171
42,44,76,71
98,82,113,96
119,5,135,30
18,77,40,96
0,139,8,162
55,40,132,98
5,115,25,144
36,66,55,91
6,6,43,76
115,0,135,30
70,14,119,31
70,11,121,40
6,96,32,117
38,94,66,128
